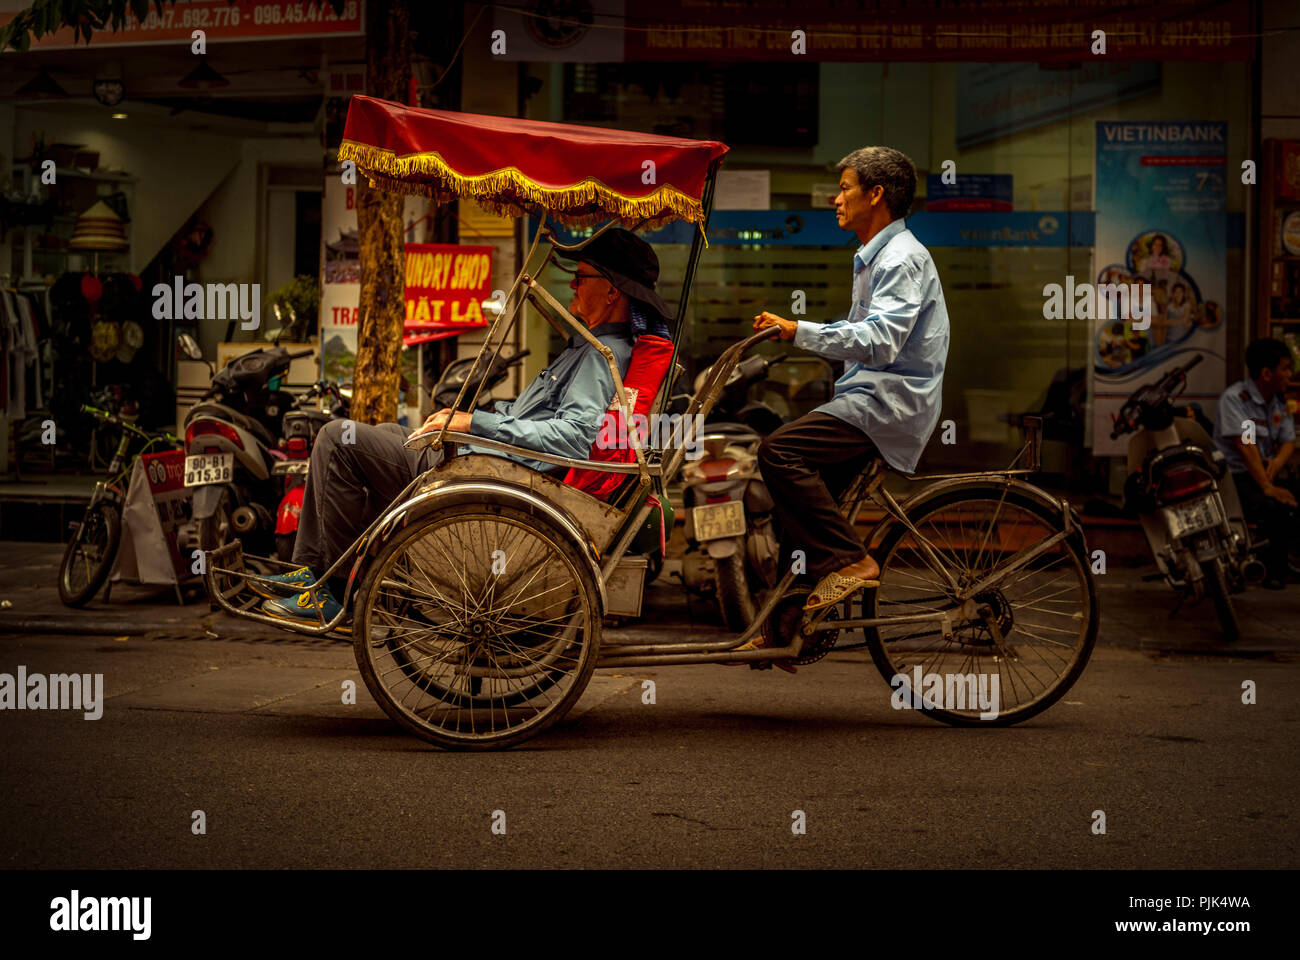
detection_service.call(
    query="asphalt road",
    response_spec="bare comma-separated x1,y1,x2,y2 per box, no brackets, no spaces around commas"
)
0,629,1295,869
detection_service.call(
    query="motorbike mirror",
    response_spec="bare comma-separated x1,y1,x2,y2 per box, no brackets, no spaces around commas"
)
176,332,203,361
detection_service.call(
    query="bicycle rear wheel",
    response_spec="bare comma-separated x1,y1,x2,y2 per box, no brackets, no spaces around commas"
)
58,499,122,607
859,485,1097,726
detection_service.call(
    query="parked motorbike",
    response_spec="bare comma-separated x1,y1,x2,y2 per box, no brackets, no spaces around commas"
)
677,353,832,631
1113,355,1264,641
177,334,313,554
272,378,351,560
433,347,529,411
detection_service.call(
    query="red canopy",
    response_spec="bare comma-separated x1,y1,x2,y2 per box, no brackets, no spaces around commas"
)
338,96,729,229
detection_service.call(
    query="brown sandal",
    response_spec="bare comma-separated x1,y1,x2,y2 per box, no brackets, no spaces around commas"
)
804,570,879,611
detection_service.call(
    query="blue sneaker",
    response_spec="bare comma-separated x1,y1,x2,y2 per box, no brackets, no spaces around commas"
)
248,565,317,600
261,583,349,633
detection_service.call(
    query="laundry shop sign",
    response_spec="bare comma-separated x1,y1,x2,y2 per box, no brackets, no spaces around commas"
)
403,244,494,330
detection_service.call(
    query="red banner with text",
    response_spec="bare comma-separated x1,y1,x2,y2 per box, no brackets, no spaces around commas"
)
2,0,364,49
622,0,1251,62
403,244,494,341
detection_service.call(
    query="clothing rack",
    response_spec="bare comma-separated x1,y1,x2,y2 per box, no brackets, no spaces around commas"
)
1,280,57,478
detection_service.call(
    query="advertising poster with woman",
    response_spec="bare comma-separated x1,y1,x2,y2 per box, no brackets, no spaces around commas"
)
1091,121,1227,455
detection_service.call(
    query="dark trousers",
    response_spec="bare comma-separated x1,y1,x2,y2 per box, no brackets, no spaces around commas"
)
1233,471,1297,582
757,411,878,580
293,420,441,575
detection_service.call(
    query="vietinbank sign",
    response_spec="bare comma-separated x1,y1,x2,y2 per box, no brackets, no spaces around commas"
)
1100,122,1226,145
1091,120,1228,456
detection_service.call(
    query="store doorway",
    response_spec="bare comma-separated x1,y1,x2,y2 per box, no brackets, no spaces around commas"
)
261,165,322,295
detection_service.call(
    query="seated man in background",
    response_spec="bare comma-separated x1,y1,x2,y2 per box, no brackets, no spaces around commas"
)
1213,337,1297,589
260,228,672,628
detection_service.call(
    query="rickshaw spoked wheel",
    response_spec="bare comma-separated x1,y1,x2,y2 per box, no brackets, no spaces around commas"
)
353,501,602,750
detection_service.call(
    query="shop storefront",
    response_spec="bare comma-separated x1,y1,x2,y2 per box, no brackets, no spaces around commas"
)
498,0,1263,488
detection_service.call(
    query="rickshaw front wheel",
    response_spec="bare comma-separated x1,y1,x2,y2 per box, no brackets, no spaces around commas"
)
353,501,603,750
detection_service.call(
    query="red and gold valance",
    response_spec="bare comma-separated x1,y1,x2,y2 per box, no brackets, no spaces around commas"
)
338,96,729,229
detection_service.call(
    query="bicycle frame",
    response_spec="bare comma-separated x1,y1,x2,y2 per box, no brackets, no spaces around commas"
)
204,294,1069,669
81,405,180,506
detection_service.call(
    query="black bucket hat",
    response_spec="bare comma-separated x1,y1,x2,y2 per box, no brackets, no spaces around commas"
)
570,228,673,324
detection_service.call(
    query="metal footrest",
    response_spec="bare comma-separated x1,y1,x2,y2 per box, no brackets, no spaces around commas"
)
202,541,351,637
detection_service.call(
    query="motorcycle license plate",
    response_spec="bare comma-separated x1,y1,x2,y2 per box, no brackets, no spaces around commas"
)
693,500,746,542
184,453,233,487
1162,497,1221,539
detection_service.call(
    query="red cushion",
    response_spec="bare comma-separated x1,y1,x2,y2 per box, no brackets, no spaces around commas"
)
564,335,674,500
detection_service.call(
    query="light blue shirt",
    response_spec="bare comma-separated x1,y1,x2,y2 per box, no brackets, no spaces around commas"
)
1213,378,1296,473
468,321,634,473
794,218,950,474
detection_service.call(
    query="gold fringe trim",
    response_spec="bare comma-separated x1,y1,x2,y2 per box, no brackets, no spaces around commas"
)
338,140,705,230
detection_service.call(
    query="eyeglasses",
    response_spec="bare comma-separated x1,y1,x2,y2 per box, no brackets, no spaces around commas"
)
563,266,606,289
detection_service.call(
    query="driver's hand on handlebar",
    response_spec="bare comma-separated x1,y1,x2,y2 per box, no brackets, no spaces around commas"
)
414,408,473,437
752,311,798,341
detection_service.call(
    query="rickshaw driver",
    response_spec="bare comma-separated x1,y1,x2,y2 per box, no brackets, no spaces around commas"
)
258,228,673,628
752,146,950,616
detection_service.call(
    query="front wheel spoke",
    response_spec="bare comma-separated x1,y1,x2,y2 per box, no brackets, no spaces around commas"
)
379,637,467,684
484,636,561,709
375,589,467,631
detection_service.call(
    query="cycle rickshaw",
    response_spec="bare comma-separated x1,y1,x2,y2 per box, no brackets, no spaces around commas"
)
204,95,1099,750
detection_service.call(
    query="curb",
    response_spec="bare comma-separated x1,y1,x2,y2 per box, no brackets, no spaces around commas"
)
0,617,169,636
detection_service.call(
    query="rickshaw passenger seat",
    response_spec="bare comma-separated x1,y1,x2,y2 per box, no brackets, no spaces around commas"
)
563,334,675,501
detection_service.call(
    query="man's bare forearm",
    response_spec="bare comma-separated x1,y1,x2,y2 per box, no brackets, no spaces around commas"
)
1236,439,1271,489
1267,441,1294,479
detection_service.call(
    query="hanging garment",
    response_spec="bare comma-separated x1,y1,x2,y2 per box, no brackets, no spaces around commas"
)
2,290,29,419
14,294,42,410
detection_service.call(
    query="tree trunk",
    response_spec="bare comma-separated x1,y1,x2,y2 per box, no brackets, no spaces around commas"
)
352,0,411,424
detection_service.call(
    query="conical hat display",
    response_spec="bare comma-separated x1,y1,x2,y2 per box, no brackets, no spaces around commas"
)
69,200,128,251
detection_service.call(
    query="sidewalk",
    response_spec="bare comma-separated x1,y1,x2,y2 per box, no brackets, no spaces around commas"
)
1,540,1295,655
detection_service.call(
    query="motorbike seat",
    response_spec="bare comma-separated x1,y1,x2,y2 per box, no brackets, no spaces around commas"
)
187,401,277,449
701,421,761,444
